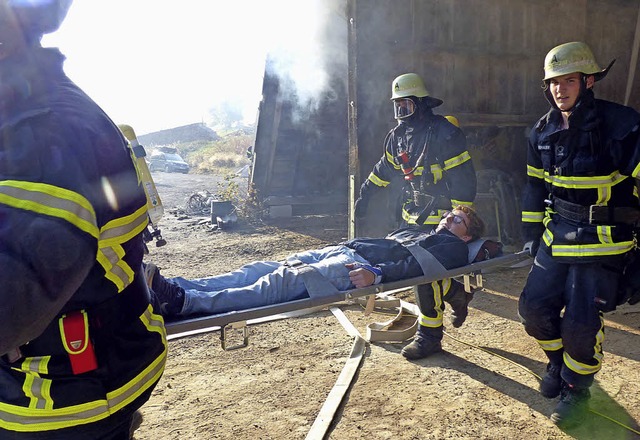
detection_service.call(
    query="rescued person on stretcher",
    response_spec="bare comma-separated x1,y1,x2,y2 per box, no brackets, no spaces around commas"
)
146,205,486,357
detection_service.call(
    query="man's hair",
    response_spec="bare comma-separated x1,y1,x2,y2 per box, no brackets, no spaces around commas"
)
455,204,485,240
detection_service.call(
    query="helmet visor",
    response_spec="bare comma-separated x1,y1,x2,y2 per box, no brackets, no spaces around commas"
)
393,98,416,119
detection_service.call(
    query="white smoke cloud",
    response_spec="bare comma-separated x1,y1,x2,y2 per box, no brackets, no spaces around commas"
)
43,0,346,134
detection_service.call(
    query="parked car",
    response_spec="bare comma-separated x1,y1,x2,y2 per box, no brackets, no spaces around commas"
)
148,151,190,174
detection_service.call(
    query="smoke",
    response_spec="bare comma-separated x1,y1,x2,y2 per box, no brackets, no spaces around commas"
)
42,0,348,134
258,0,348,123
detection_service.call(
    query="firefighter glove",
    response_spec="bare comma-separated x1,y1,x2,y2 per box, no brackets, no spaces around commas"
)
354,196,369,218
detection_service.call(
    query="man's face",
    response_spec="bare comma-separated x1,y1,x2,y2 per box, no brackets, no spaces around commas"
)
393,97,416,120
548,72,593,112
435,209,472,242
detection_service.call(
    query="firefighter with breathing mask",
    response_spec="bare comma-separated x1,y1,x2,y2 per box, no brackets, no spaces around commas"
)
0,1,167,438
354,73,478,359
519,41,640,428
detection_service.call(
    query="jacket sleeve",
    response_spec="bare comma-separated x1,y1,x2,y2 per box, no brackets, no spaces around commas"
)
359,130,404,197
0,204,96,356
521,125,547,241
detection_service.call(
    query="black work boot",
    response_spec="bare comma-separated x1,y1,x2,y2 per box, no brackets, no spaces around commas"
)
401,334,442,360
144,263,185,317
550,383,590,428
539,363,563,398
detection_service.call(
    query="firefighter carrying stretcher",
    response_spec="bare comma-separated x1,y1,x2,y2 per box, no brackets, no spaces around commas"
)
519,41,640,429
354,72,478,359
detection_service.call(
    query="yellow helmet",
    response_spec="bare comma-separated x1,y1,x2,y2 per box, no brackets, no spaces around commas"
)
390,73,443,108
543,41,613,82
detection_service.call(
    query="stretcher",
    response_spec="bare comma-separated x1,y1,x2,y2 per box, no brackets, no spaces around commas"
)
165,247,532,349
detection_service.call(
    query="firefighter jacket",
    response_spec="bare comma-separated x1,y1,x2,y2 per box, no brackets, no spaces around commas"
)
0,48,167,436
343,228,468,283
521,89,640,262
359,115,476,226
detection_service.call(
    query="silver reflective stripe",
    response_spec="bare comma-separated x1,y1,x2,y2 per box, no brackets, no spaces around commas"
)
0,180,98,238
98,206,149,291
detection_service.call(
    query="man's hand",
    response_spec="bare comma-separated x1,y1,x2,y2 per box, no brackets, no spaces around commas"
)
345,263,379,288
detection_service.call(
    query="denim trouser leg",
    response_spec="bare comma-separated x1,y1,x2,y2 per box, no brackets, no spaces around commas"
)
173,261,282,292
180,245,370,315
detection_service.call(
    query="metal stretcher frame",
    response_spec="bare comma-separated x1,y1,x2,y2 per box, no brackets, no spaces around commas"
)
165,250,531,347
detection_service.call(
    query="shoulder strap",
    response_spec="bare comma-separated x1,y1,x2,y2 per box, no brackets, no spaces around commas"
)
403,242,448,279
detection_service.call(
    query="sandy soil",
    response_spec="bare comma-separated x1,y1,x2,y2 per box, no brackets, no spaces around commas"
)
134,171,640,440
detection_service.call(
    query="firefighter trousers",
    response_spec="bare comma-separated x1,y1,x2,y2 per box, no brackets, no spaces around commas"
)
413,279,466,340
518,249,624,389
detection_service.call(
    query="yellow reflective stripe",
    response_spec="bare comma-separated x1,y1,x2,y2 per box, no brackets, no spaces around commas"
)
430,164,442,183
100,205,149,246
551,240,634,257
97,246,130,292
597,186,612,204
537,338,563,352
545,170,626,189
402,208,441,225
417,281,444,328
542,228,553,247
0,180,98,239
564,353,601,375
563,316,604,377
522,211,544,222
385,149,401,169
527,165,544,180
597,226,613,244
443,151,471,170
23,374,53,411
450,199,473,208
632,161,640,179
368,172,389,188
0,306,167,433
15,357,52,411
107,306,166,413
97,206,149,292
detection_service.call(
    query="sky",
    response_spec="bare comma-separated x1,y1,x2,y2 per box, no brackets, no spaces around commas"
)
43,0,333,135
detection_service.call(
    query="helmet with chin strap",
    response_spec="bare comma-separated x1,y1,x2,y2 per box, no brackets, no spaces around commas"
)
541,41,615,111
543,41,614,83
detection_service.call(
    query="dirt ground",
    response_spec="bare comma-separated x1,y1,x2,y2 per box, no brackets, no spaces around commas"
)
135,171,640,440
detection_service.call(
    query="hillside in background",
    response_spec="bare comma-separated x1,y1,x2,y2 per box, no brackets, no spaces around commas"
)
138,122,255,176
138,123,220,146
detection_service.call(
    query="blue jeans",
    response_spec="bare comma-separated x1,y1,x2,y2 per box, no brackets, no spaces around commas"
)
176,245,371,315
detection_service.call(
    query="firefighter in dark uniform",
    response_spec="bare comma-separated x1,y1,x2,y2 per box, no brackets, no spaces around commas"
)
0,1,167,439
519,41,640,428
354,73,477,360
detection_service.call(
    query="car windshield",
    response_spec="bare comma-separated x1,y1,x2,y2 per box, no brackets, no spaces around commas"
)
165,153,184,162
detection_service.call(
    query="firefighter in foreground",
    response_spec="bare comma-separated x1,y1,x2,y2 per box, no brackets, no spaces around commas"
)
0,1,167,438
519,41,640,428
354,72,477,359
